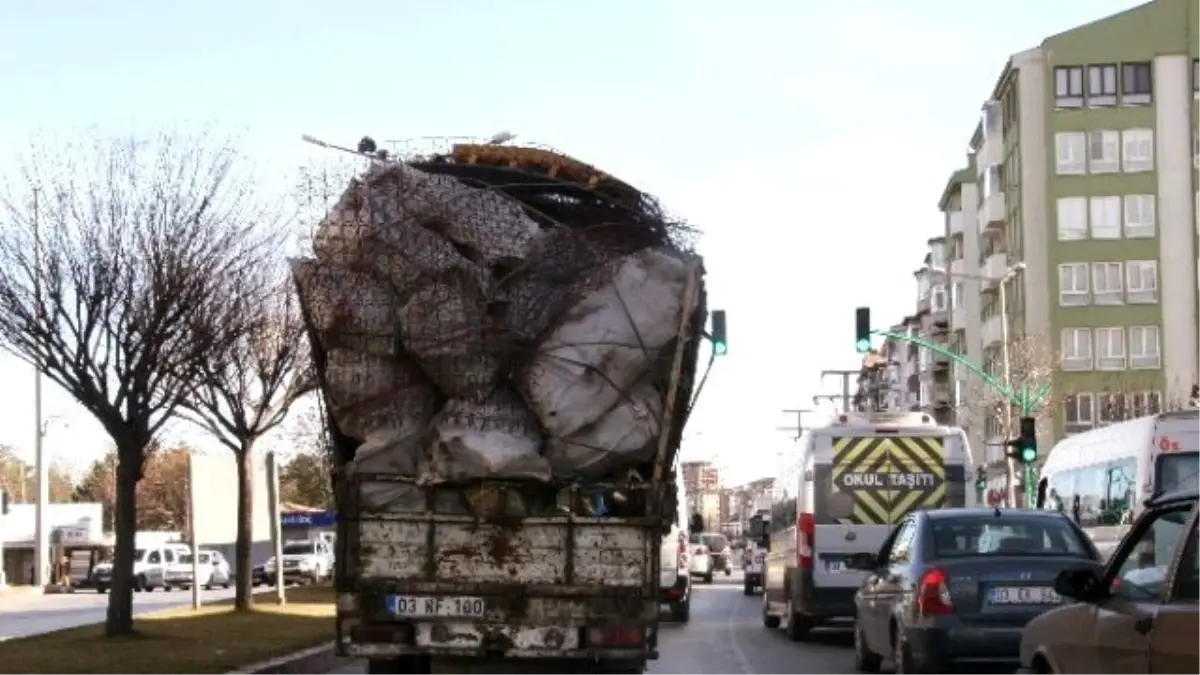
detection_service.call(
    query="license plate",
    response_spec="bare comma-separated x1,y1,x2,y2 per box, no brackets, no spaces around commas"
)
988,586,1061,605
823,558,847,573
387,595,486,618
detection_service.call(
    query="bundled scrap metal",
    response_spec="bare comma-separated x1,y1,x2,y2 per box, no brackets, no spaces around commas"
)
292,140,704,498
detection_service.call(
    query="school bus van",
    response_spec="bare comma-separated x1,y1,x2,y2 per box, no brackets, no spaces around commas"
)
761,411,972,640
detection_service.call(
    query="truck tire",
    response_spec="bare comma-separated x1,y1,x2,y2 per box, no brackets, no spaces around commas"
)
669,597,690,622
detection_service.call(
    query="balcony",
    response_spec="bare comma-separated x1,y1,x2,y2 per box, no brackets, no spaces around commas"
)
948,211,964,235
978,190,1006,234
951,303,968,331
981,252,1008,284
976,103,1004,169
981,313,1003,347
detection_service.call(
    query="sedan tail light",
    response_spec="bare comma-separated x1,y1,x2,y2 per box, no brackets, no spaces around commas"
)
916,568,955,616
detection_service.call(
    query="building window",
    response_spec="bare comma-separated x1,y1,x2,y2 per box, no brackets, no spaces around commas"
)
1098,392,1128,425
1055,132,1087,175
930,241,947,269
1131,391,1162,417
1122,129,1154,172
1089,195,1122,239
1126,260,1158,304
1087,64,1118,106
1128,326,1161,370
1091,262,1124,305
1060,328,1093,371
1088,130,1121,173
1054,66,1085,107
1124,194,1157,238
951,281,965,308
1058,263,1090,306
1193,58,1199,93
1094,327,1127,371
1121,62,1153,104
1064,393,1095,433
1056,197,1088,240
931,285,948,313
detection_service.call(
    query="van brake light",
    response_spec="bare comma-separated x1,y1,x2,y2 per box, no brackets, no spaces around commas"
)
796,512,814,569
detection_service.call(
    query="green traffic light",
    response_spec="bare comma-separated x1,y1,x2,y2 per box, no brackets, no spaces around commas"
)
855,338,870,353
714,342,728,356
1021,447,1037,463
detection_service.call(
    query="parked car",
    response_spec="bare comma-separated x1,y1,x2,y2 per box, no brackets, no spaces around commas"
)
848,507,1101,673
91,543,191,593
1017,487,1198,674
169,550,233,590
251,562,269,587
263,539,334,585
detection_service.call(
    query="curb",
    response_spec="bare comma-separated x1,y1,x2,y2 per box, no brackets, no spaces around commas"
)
229,642,348,674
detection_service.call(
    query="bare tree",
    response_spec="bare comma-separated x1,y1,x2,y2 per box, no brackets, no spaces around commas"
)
181,275,310,610
965,332,1059,441
0,132,272,636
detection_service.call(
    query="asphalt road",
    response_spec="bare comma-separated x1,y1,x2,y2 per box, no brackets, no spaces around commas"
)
329,571,858,674
0,586,238,641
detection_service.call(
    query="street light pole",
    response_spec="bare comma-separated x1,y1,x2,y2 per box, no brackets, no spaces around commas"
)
927,262,1026,507
32,186,49,589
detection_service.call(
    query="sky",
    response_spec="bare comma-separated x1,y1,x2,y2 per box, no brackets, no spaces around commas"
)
0,0,1148,484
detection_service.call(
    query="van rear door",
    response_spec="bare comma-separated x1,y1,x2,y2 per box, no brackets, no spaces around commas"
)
812,431,963,589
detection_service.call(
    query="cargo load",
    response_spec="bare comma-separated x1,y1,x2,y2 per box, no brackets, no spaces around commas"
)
292,143,703,494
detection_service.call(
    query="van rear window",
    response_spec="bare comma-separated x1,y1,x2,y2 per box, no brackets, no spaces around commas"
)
1156,452,1198,495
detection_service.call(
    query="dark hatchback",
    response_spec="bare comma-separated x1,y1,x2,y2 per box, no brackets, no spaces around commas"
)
848,508,1102,673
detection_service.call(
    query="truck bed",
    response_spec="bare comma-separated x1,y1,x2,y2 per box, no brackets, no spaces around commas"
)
337,476,663,661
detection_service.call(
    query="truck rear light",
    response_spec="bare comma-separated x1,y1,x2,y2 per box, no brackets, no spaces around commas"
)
586,626,644,648
796,512,814,569
351,623,414,645
664,585,684,600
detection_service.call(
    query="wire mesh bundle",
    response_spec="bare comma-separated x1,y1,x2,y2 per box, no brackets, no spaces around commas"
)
294,140,703,493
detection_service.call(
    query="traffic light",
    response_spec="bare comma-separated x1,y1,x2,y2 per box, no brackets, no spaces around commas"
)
1006,416,1038,464
855,307,871,353
710,310,727,356
974,466,987,491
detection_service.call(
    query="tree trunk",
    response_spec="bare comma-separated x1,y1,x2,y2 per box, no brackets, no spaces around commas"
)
105,450,141,637
234,440,255,611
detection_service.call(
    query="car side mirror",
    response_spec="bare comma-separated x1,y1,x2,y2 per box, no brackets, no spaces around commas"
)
845,552,878,571
1053,566,1106,602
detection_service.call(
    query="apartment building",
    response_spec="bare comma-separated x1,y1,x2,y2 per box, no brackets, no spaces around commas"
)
946,0,1199,463
853,305,945,418
680,460,720,496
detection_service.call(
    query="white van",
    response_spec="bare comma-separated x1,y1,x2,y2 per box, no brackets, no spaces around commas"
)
658,471,691,622
1036,409,1198,558
761,411,972,640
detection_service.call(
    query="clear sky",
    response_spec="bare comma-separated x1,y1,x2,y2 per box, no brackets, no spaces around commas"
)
0,0,1146,483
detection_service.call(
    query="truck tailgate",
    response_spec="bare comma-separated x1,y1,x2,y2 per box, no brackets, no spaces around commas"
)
339,479,661,660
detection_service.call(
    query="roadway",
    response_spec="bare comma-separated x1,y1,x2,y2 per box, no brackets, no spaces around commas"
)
329,571,858,674
0,586,237,641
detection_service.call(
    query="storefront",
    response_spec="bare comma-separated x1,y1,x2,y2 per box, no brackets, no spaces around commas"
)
280,508,336,543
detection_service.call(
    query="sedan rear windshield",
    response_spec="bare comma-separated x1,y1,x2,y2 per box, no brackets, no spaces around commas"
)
932,516,1091,558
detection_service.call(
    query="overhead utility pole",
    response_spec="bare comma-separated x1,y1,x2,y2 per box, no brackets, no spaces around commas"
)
815,369,859,414
777,408,813,439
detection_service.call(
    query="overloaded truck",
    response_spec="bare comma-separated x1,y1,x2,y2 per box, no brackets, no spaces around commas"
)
292,139,708,674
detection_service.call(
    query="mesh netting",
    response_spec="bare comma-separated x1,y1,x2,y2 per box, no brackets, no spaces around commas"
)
293,140,703,492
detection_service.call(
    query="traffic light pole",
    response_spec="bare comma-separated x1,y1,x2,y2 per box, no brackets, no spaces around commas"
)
864,328,1050,508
